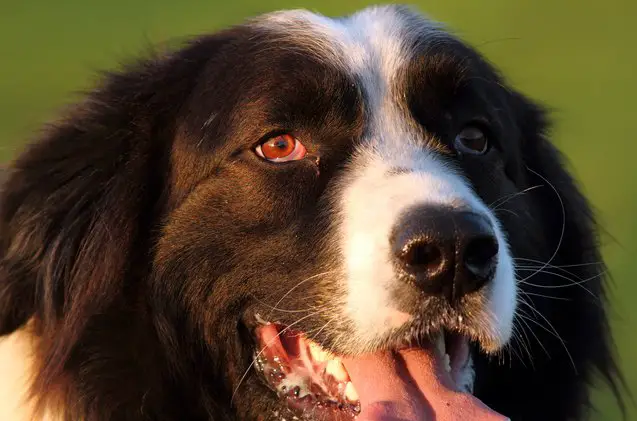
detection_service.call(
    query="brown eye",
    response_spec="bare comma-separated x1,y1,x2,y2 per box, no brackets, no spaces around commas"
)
454,126,489,155
255,134,307,162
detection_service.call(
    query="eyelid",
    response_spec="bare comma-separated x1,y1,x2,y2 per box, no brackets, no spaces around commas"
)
463,118,500,148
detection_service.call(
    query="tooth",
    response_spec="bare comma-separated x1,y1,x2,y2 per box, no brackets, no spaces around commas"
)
443,353,451,373
344,381,359,402
308,341,334,362
434,332,445,355
255,313,268,325
325,359,349,382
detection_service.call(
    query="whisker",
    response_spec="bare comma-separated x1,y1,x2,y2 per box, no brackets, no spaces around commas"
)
307,317,337,343
512,294,536,364
508,342,529,368
520,167,566,289
516,312,551,359
515,297,551,360
267,270,337,319
520,291,571,301
514,257,604,269
510,319,534,367
517,269,601,298
518,299,577,372
494,208,520,218
251,293,326,314
489,184,543,210
515,260,602,284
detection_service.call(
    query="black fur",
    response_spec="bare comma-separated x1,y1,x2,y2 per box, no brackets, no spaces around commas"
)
0,8,623,421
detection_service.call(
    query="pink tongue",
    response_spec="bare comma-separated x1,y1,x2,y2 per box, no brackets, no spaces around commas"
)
343,347,508,421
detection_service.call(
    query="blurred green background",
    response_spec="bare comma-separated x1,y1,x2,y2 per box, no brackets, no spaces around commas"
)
1,0,635,419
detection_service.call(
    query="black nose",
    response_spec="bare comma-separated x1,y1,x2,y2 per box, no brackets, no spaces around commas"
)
391,206,498,302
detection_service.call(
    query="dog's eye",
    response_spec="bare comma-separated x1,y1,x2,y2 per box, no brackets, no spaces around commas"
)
454,126,489,155
255,134,307,162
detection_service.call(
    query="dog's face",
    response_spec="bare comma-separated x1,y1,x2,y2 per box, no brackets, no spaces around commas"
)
0,5,620,421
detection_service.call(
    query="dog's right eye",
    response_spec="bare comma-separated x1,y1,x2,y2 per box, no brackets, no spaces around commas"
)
255,134,307,163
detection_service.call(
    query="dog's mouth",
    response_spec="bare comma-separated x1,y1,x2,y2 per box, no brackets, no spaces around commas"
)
254,321,509,421
254,322,360,419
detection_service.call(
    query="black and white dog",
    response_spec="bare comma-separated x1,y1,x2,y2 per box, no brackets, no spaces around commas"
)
0,5,622,421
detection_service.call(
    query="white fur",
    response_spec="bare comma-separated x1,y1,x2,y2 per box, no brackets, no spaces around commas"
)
0,326,55,421
261,5,516,351
340,144,515,350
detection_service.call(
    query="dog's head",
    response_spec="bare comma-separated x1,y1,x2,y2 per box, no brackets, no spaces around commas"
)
0,5,621,421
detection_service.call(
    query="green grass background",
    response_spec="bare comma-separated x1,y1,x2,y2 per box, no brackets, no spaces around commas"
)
1,0,635,419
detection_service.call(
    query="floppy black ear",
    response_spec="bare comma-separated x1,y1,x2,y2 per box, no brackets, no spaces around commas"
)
0,73,153,338
0,43,212,373
514,93,625,416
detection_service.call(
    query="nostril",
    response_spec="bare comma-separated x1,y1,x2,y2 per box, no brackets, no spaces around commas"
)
464,235,498,280
391,207,499,301
399,240,444,274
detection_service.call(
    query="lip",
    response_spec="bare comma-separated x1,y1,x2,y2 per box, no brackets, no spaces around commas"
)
251,319,474,421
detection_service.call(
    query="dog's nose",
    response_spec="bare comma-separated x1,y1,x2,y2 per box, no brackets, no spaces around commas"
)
391,206,498,302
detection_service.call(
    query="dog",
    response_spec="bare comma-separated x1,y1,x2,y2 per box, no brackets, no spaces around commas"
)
0,5,623,421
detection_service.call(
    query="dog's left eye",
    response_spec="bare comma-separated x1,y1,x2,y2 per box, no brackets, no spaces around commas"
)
255,134,307,162
454,126,489,155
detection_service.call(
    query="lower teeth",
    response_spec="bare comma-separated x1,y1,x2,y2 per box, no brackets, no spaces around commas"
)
254,353,360,412
443,353,451,373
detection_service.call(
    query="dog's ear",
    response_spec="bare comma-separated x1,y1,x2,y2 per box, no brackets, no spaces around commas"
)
0,74,152,340
0,42,212,358
513,92,625,413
